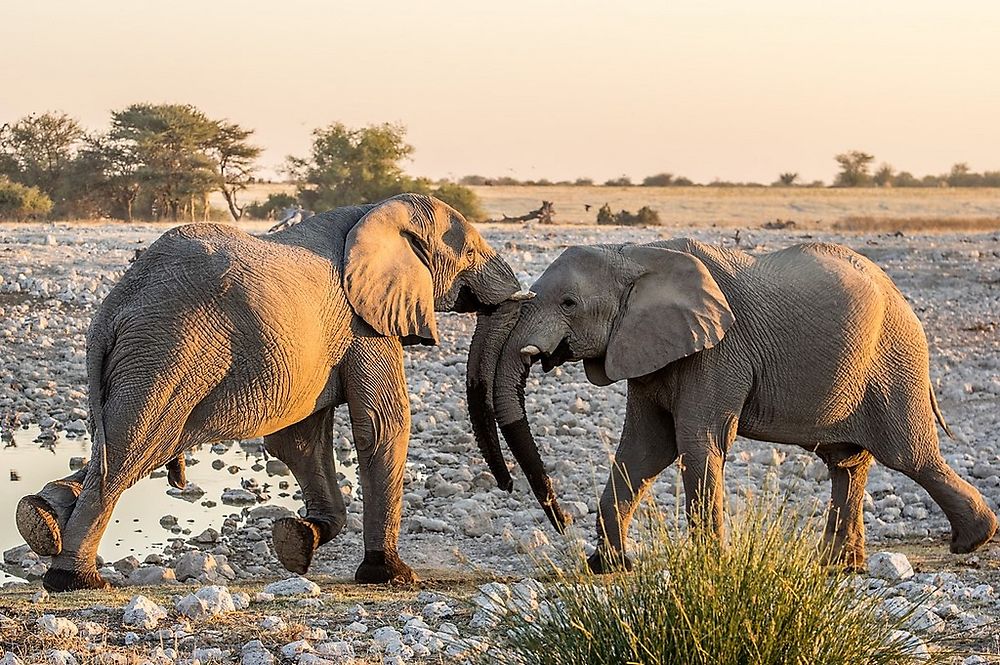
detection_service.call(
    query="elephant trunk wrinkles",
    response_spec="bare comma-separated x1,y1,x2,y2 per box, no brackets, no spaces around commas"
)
466,300,522,492
473,254,521,307
492,322,569,532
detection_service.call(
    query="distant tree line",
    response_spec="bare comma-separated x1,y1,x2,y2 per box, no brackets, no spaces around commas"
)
1,111,483,222
3,110,1000,223
0,107,260,222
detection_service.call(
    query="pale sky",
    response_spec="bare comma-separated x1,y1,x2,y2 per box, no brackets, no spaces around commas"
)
2,1,999,183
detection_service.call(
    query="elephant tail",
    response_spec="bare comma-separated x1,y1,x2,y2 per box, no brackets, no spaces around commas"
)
929,385,955,439
85,325,111,490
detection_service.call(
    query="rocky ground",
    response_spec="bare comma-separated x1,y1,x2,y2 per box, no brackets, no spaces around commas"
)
1,220,999,662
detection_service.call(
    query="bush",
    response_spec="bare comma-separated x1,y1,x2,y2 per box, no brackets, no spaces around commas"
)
244,192,299,220
642,172,674,187
0,178,53,220
604,176,633,187
596,203,661,226
492,501,946,665
429,181,485,221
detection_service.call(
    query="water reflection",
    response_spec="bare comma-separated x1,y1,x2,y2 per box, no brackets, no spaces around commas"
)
0,426,358,582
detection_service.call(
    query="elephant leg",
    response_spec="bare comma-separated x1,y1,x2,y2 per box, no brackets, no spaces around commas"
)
16,467,88,557
265,406,347,575
166,455,186,489
817,444,872,570
675,418,737,540
590,388,676,574
871,438,997,554
344,339,417,584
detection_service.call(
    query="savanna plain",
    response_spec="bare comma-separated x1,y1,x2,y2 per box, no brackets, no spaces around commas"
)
1,187,999,663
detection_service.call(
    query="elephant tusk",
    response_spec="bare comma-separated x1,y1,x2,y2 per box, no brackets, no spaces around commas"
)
520,345,541,356
509,290,535,302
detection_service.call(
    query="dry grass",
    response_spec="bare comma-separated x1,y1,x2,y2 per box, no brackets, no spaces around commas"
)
470,185,1000,230
834,216,1000,233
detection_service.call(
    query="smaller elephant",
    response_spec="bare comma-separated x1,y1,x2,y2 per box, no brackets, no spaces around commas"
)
469,238,998,572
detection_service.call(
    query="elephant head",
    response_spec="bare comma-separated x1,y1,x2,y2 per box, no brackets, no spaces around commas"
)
467,243,735,529
343,193,521,345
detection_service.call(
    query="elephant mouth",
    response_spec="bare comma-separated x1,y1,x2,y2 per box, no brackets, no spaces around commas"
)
451,284,484,313
532,338,574,372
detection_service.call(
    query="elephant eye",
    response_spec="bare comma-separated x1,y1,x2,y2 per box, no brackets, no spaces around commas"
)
465,247,476,261
561,296,577,311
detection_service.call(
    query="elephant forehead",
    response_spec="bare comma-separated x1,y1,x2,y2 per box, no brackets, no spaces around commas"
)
536,246,616,289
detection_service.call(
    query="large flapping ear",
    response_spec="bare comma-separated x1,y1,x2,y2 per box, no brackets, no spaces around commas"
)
343,198,438,345
604,246,735,382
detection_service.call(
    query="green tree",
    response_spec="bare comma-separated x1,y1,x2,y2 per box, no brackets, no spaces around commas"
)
833,150,875,187
244,192,300,220
207,120,261,220
0,177,53,220
65,132,143,220
289,122,482,219
289,122,414,210
110,104,219,221
0,112,84,207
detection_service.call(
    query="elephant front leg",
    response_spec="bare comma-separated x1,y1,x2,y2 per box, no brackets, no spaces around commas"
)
590,388,676,574
266,406,347,575
675,419,737,540
818,444,872,570
345,339,417,584
16,467,88,557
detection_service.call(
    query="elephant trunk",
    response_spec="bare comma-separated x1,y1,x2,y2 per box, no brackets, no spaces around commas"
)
466,299,522,492
492,321,569,532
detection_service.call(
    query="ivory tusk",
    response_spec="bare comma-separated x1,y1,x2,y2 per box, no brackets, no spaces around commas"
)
509,290,536,301
520,345,541,356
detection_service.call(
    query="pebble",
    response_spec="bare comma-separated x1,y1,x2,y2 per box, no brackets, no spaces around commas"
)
868,552,914,581
264,576,321,597
37,614,78,638
122,595,169,629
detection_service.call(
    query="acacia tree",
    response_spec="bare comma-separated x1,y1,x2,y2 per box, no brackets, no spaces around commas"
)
834,150,875,187
208,120,261,220
109,104,219,221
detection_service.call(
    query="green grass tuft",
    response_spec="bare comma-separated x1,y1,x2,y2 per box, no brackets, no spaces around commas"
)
491,501,951,665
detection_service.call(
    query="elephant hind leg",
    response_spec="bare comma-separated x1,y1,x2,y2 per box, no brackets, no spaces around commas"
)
817,444,872,570
866,421,997,554
16,467,88,557
265,406,347,575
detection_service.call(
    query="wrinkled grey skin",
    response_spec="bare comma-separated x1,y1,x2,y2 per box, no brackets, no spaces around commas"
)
18,194,521,592
469,238,998,572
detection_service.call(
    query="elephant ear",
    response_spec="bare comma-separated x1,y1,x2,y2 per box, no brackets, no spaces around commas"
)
604,246,734,382
343,199,438,345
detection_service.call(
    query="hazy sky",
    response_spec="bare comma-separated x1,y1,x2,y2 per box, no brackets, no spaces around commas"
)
2,1,998,183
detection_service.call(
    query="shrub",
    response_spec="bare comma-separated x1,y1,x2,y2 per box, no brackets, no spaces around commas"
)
603,176,633,187
244,192,299,220
595,203,661,226
492,502,947,665
0,178,53,220
642,172,674,187
430,181,485,220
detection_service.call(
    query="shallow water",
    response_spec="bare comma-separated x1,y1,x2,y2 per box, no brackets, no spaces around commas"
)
0,426,357,582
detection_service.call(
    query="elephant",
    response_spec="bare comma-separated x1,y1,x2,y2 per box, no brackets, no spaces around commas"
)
17,193,524,592
467,238,998,572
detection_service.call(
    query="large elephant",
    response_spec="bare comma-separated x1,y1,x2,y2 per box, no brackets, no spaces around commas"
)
18,193,523,592
468,238,998,572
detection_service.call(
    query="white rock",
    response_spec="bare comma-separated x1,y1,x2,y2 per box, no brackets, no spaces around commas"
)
346,621,368,633
241,641,275,665
888,630,930,661
174,551,218,581
315,641,354,659
264,576,320,597
192,647,226,662
279,640,312,659
46,651,77,665
868,552,914,581
260,615,287,631
127,565,177,586
37,614,78,638
232,591,251,610
177,585,236,619
122,594,169,629
422,601,455,621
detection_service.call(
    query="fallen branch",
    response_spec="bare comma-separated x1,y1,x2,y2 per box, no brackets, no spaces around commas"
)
485,201,555,224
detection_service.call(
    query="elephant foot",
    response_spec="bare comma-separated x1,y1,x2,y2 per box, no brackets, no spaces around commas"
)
42,566,109,593
272,518,321,574
355,550,418,584
166,455,187,489
950,508,998,554
16,495,62,557
587,548,633,575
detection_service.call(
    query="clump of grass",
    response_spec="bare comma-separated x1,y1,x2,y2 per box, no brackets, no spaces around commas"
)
492,501,948,665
